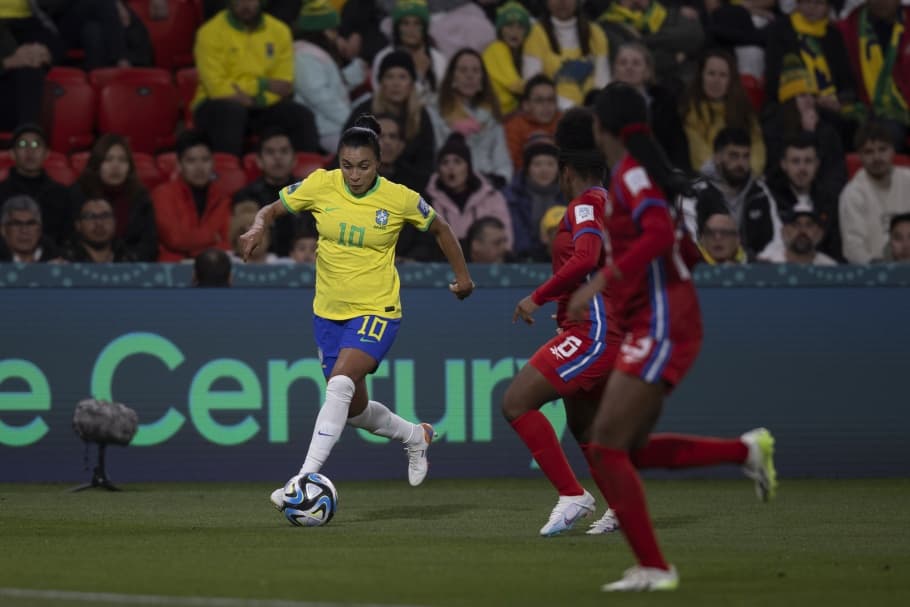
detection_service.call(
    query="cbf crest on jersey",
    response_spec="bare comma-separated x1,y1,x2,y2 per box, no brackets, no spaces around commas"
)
375,209,390,229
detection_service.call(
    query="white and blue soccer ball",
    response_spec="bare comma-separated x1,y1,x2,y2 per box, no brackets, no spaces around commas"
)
278,473,338,527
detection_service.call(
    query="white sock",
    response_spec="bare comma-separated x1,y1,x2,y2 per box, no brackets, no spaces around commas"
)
347,399,421,444
300,375,355,474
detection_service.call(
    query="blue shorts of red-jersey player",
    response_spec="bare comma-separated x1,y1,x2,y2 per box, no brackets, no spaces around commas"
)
529,294,621,400
614,332,701,392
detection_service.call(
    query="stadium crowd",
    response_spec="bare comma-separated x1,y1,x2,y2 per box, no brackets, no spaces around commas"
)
2,0,910,265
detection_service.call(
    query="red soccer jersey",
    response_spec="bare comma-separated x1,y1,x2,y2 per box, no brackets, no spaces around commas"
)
531,187,610,328
606,155,702,342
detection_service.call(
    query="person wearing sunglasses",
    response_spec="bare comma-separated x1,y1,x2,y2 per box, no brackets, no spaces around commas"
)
0,123,75,249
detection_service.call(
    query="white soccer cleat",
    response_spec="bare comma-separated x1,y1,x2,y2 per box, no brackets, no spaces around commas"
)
539,490,596,536
586,507,620,535
405,423,435,486
601,565,679,592
740,427,778,502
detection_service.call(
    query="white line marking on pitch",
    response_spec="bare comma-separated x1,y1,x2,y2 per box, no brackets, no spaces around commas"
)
0,588,427,607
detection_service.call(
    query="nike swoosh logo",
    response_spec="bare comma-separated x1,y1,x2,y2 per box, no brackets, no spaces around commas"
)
317,431,333,437
324,207,341,212
359,337,378,343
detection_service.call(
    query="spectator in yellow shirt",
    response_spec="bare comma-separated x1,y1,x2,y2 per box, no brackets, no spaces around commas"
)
482,1,531,117
192,0,320,157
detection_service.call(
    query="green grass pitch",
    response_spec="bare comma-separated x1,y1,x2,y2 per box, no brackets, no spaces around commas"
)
1,479,908,607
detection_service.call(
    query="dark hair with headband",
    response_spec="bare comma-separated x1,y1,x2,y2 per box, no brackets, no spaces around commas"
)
554,107,605,181
338,114,382,159
594,82,690,198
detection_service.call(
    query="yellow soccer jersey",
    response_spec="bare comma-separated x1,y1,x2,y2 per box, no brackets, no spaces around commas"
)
279,169,436,320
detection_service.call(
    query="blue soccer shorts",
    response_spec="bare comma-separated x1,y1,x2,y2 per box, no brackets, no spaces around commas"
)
313,314,401,379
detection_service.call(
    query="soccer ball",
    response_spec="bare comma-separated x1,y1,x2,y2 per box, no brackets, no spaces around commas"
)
278,473,338,527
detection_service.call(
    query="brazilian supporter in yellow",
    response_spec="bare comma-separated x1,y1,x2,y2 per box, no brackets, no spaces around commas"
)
240,115,474,502
192,0,293,109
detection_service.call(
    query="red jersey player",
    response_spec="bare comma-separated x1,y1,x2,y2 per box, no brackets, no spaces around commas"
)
567,83,778,592
503,109,621,537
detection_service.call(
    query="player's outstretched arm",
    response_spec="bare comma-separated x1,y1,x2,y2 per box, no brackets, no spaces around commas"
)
239,200,288,262
428,215,474,300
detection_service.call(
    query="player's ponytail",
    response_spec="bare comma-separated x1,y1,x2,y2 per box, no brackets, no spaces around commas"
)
594,83,689,199
339,114,382,159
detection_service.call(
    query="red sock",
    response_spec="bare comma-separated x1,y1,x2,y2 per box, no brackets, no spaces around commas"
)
631,434,747,469
511,411,584,496
588,445,668,570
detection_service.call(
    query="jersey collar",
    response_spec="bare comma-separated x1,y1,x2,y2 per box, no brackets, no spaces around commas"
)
344,176,382,198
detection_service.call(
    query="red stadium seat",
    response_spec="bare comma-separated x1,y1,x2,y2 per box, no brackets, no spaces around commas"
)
0,153,14,170
0,166,7,181
175,67,198,128
294,153,328,179
97,79,179,154
128,0,200,70
45,67,96,153
88,67,173,92
740,74,765,113
44,151,76,185
69,151,90,176
241,153,261,182
133,152,165,190
213,166,248,197
156,151,178,180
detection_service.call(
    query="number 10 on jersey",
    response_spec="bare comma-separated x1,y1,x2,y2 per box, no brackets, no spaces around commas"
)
338,223,365,248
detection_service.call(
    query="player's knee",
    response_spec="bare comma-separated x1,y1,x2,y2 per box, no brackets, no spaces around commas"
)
501,384,527,421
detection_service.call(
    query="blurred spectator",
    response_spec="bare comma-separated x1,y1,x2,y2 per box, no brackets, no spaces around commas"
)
343,51,436,189
424,133,513,250
62,196,135,262
839,121,910,263
700,126,782,257
429,48,512,186
504,75,562,171
192,0,320,156
465,216,510,262
200,0,304,25
193,248,232,287
761,62,848,197
0,195,59,262
338,0,388,65
376,114,429,193
522,0,610,109
0,124,73,246
292,0,367,152
766,133,842,261
42,0,135,68
483,1,532,116
424,0,496,59
289,225,318,263
538,203,566,261
504,135,565,261
697,207,747,264
233,128,309,256
151,131,231,262
764,0,858,128
839,0,910,150
589,0,704,94
759,203,837,265
372,0,448,105
703,0,771,79
115,0,153,66
683,48,765,175
611,40,690,170
72,133,158,261
0,8,54,130
887,212,910,262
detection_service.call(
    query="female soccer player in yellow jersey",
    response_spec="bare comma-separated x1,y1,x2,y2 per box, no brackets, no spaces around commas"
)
239,115,474,500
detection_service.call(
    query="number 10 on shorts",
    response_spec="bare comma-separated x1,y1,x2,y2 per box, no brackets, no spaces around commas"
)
357,316,388,343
